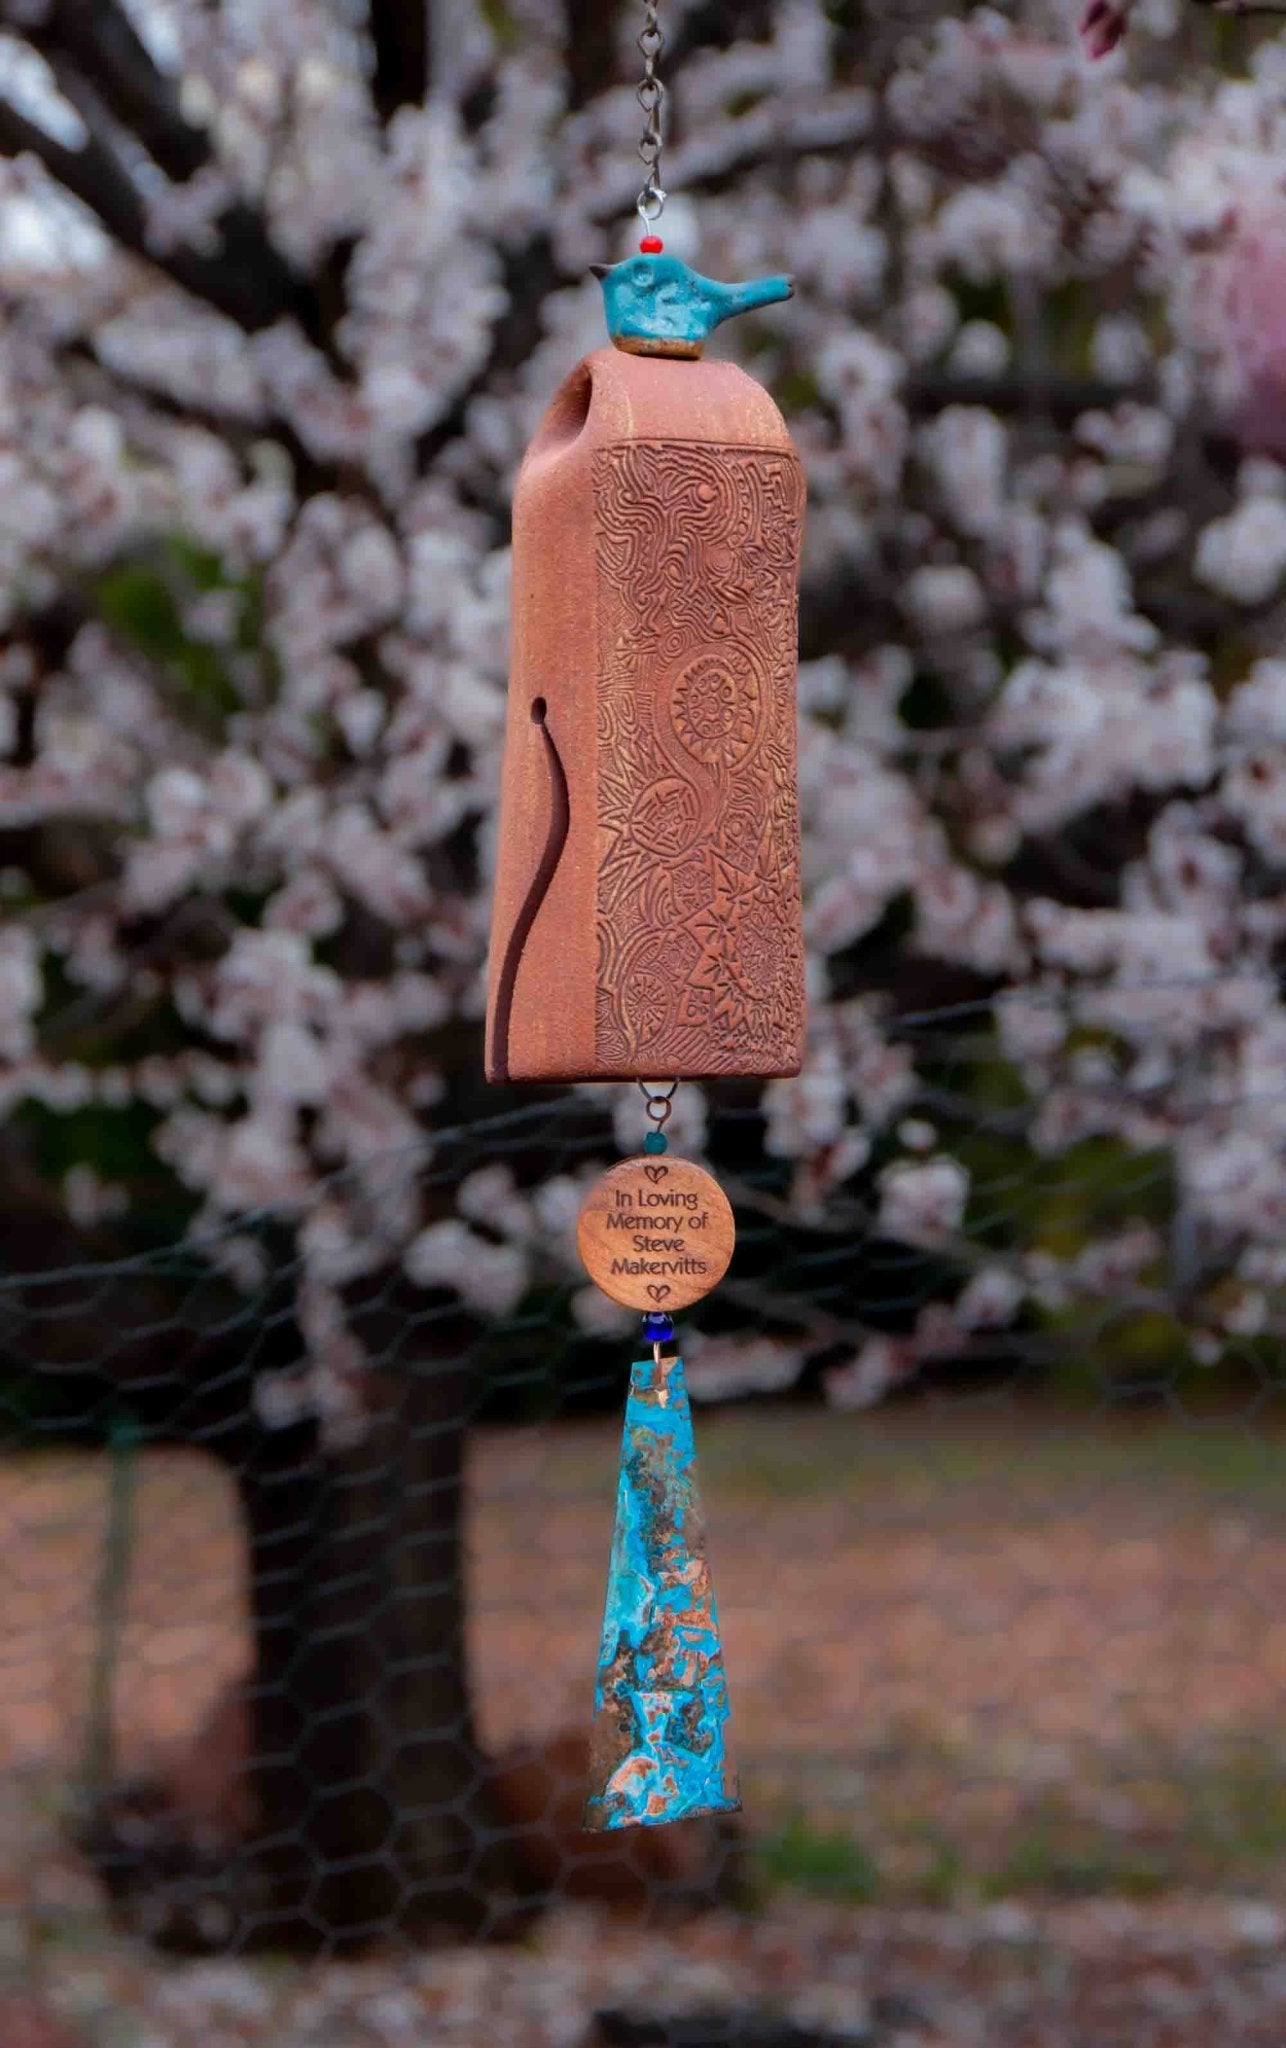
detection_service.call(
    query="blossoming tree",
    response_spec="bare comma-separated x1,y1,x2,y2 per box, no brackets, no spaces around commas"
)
4,0,1286,1941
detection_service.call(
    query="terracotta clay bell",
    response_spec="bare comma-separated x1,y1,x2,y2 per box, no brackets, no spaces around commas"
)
486,253,807,1084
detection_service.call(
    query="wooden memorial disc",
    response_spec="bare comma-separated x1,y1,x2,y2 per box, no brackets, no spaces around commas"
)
577,1155,735,1312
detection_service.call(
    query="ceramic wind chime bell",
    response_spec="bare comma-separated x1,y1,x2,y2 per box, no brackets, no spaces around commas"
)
485,2,806,1833
484,257,806,1084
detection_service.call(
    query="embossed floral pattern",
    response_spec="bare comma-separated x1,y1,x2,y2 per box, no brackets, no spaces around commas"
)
593,441,806,1075
672,653,762,769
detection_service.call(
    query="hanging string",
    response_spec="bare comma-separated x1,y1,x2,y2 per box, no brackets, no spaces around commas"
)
636,2,667,233
637,1077,677,1150
635,4,674,1355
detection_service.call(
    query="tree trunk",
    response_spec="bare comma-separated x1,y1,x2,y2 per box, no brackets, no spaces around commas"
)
239,1338,497,1946
49,1242,515,1950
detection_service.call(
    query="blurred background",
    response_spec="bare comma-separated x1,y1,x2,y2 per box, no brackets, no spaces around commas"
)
6,0,1286,2041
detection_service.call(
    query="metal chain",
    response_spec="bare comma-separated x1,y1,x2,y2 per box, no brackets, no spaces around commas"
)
636,2,666,228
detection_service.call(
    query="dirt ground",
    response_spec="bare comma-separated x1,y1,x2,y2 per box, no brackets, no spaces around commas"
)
471,1411,1286,1896
6,1408,1286,2043
16,1894,1286,2047
7,1411,1286,1890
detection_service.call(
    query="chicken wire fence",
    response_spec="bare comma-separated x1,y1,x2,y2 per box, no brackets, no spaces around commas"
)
3,980,1286,1967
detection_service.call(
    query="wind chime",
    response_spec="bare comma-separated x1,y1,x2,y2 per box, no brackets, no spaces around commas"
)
486,3,806,1831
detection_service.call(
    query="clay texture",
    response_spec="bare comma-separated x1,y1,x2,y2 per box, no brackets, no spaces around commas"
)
486,348,806,1083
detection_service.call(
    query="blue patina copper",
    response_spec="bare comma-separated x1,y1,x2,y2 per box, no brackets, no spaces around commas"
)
583,1351,739,1831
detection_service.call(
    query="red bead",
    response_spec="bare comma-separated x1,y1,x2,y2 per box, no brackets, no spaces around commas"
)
639,236,663,253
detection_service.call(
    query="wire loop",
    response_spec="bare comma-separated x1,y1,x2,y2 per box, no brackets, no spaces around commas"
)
637,1078,678,1132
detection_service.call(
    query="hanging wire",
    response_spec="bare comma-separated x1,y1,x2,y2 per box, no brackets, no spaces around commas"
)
636,2,667,227
637,1077,678,1134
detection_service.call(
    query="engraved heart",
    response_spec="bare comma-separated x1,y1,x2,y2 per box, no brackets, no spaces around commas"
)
647,1284,672,1303
644,1164,668,1184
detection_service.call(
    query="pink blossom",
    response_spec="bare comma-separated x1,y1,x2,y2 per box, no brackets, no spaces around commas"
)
1209,216,1286,458
1078,2,1130,61
684,1336,805,1404
824,1338,916,1411
878,1157,970,1248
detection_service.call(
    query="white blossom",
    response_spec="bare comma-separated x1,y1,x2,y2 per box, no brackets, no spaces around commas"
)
878,1157,970,1247
1195,496,1286,606
3,0,1286,1420
824,1337,915,1411
684,1335,806,1403
903,564,988,636
404,1218,528,1318
921,406,1009,537
0,926,41,1059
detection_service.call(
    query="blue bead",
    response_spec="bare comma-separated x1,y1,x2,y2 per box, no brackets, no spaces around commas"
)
643,1131,668,1154
642,1312,674,1344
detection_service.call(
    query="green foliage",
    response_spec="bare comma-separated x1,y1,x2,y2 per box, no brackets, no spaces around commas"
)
95,538,264,737
19,1100,160,1190
11,1097,199,1259
921,1030,1208,1397
1186,1745,1286,1868
1,535,269,1252
754,1811,883,1904
754,1744,1286,1909
774,366,821,415
1044,279,1102,378
987,1795,1169,1900
477,0,519,53
946,275,1010,333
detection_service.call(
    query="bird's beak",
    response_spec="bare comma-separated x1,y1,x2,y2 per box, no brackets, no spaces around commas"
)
708,273,795,328
589,263,612,280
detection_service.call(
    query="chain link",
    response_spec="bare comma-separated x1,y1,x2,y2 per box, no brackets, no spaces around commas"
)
636,2,667,228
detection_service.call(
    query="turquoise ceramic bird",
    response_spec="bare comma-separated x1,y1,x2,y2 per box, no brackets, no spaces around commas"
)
590,251,793,359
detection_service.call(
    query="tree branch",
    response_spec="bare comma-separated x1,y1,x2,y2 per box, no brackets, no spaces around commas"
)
0,94,142,254
416,232,560,472
563,0,624,113
370,0,430,122
905,369,1156,420
20,0,206,182
0,89,324,340
666,0,777,68
3,1,337,349
59,335,335,501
